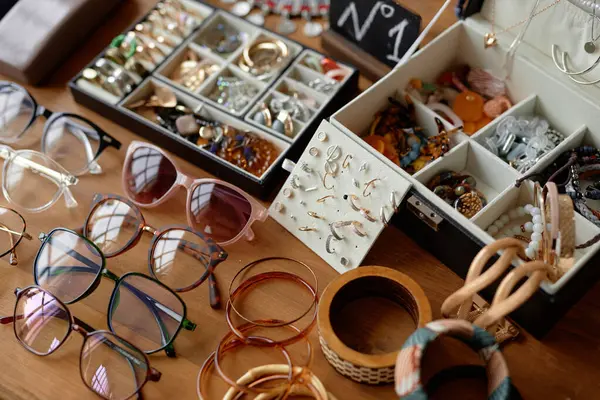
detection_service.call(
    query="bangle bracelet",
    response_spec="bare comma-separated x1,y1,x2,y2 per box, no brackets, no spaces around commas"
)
395,319,513,399
213,322,313,395
223,365,332,400
197,322,295,399
318,266,431,384
227,257,318,330
225,271,318,346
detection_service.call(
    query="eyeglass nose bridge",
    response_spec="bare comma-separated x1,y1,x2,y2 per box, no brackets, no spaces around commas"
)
142,225,158,235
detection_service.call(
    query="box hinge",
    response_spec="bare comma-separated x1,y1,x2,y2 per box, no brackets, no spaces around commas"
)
407,195,444,232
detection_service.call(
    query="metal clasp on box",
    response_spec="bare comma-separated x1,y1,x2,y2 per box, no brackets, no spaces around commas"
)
407,195,444,232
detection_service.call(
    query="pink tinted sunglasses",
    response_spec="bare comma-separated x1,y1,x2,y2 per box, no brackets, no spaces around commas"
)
122,141,267,246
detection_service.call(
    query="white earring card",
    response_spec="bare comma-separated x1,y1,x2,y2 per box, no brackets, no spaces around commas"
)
269,120,412,274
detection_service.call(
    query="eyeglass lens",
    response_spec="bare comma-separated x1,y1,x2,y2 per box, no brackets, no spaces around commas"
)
43,115,101,176
109,274,185,353
0,84,34,142
81,331,149,399
35,229,104,304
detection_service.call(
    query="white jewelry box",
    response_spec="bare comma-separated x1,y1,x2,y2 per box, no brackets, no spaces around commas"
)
322,0,600,338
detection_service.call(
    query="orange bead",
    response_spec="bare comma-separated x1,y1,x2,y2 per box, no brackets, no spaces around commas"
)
364,135,385,154
475,116,493,132
463,122,477,135
453,91,484,122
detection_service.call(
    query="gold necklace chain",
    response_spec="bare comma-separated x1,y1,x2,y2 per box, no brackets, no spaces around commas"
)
485,0,562,48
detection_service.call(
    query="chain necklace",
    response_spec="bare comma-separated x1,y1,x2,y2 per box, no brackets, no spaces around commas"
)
485,0,563,48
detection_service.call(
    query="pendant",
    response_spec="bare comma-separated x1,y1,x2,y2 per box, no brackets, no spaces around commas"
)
484,33,497,49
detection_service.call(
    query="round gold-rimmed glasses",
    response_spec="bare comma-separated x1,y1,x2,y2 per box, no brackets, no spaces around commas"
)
0,206,32,265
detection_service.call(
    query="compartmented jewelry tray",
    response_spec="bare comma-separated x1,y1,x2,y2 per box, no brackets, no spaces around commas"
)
327,3,600,338
69,0,358,199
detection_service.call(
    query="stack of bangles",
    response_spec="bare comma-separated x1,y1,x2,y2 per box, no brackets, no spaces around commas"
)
197,257,333,399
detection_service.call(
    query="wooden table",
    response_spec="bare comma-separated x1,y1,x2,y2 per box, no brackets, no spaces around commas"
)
1,1,599,399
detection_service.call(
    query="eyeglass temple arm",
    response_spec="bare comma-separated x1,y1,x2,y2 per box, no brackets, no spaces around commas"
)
0,145,79,190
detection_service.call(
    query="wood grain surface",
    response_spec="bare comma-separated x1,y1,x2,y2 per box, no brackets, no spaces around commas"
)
0,1,599,399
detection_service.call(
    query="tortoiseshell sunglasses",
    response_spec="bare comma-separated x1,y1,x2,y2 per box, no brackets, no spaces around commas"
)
0,206,32,265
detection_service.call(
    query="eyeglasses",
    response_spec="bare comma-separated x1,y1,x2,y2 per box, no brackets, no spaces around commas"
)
33,228,196,357
82,193,228,303
0,206,32,265
0,286,161,400
0,81,122,176
0,144,79,212
122,141,268,246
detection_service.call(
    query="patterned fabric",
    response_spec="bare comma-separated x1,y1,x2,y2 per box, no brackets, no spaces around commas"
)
395,319,512,400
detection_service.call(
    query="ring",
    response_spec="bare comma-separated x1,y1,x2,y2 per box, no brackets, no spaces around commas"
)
317,195,335,203
360,208,377,223
351,221,367,237
390,191,399,211
309,147,319,157
329,223,344,240
299,226,317,232
326,145,341,161
342,154,353,169
324,161,338,176
283,188,293,198
347,194,361,212
363,178,381,197
322,172,334,190
290,175,301,189
380,206,390,226
326,235,337,254
307,211,323,219
317,131,327,142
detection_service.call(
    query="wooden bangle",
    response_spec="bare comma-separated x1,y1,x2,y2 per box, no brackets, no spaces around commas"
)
317,266,432,385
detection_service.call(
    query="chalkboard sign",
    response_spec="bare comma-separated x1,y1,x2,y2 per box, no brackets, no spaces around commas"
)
330,1,422,68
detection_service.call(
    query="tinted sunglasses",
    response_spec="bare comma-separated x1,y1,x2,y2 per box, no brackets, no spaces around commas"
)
1,286,161,400
33,228,196,357
0,81,122,176
82,193,228,306
122,141,267,246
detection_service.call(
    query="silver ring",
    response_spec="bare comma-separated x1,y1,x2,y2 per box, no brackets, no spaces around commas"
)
329,223,344,240
390,191,399,211
309,147,319,157
380,206,389,226
317,131,327,142
347,194,361,212
283,188,293,198
326,235,337,254
290,175,301,189
326,145,341,162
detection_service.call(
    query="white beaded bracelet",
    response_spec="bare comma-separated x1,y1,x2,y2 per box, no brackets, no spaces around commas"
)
486,204,549,260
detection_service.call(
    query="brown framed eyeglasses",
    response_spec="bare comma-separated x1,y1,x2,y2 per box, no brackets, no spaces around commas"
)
0,206,32,265
0,286,161,399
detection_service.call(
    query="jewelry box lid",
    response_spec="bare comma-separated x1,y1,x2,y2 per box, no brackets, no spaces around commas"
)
461,0,600,103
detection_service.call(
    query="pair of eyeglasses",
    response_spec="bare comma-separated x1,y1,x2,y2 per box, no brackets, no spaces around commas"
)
0,81,121,176
33,228,196,357
0,144,79,212
122,141,268,245
0,206,32,265
1,286,161,400
82,193,228,306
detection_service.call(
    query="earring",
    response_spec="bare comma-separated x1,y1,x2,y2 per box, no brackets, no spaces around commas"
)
342,154,353,168
346,194,361,212
326,235,338,254
363,178,380,197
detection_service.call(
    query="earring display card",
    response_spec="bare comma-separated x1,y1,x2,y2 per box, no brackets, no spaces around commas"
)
269,120,411,273
69,0,359,199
